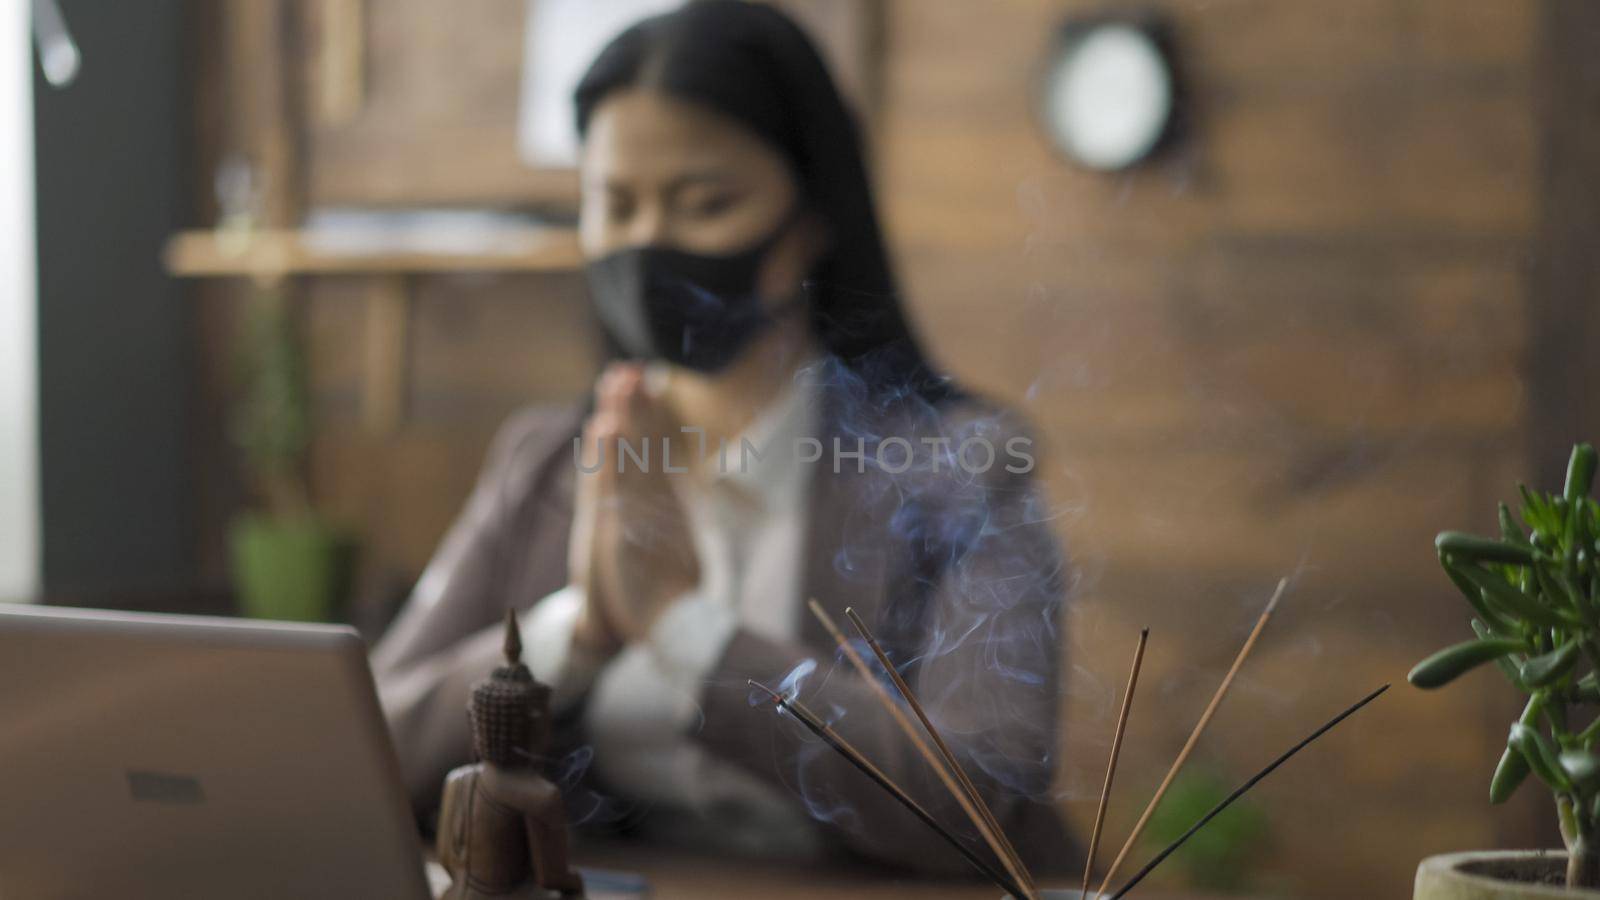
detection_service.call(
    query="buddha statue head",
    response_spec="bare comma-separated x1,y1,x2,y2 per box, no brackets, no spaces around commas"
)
467,609,553,768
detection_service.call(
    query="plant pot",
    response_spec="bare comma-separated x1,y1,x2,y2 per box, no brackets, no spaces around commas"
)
1417,851,1600,898
229,514,355,622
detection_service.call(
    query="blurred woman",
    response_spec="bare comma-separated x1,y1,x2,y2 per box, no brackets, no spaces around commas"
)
374,0,1069,873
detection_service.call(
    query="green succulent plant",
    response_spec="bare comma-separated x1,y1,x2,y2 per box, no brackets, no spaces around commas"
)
1409,442,1600,890
230,287,311,518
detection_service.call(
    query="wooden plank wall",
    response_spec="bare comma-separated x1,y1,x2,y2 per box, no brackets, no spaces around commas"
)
876,1,1540,893
184,2,1565,894
1529,0,1600,490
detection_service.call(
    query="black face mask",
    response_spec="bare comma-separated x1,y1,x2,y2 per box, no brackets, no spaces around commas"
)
585,219,800,374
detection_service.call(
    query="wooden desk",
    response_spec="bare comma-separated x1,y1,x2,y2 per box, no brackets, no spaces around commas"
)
567,838,1202,900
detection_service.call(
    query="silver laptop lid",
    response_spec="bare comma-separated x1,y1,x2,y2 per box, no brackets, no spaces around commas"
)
0,604,432,900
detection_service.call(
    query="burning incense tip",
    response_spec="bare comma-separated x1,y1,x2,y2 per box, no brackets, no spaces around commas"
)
820,598,1040,899
747,679,783,706
746,675,1028,899
1263,577,1288,615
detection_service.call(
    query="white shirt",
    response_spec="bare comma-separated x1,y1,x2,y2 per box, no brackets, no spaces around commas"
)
518,370,819,844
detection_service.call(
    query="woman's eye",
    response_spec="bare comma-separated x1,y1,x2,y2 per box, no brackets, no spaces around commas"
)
605,195,634,222
682,191,739,218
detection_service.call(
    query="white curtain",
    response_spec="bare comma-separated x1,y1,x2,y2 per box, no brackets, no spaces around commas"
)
0,0,40,601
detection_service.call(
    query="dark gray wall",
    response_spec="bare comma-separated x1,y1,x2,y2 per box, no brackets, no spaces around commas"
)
33,0,192,598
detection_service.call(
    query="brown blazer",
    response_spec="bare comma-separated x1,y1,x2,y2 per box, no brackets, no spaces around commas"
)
373,357,1073,874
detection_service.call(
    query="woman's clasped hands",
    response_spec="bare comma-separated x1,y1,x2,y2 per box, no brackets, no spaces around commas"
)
569,363,702,657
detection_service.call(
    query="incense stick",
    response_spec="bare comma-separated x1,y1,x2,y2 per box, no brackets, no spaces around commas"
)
1093,578,1286,899
1107,683,1390,900
811,601,1038,900
747,679,1028,900
839,607,1036,897
1081,628,1149,900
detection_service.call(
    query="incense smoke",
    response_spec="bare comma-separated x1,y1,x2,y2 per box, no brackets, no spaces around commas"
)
758,352,1070,835
549,744,640,827
778,658,818,704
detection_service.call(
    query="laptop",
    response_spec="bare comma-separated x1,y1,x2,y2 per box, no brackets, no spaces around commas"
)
0,603,434,900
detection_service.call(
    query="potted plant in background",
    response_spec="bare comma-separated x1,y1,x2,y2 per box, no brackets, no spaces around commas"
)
1410,443,1600,897
227,287,355,622
1142,766,1269,894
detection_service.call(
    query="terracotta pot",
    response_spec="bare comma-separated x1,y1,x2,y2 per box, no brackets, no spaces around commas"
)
1416,851,1600,898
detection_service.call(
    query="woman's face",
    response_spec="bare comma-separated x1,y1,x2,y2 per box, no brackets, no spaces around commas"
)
579,89,822,301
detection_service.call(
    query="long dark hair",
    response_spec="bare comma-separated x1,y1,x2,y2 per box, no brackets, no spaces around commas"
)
574,0,953,403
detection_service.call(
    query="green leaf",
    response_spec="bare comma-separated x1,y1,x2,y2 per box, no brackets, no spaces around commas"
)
1537,561,1590,622
1471,620,1527,686
1547,700,1570,733
1509,723,1574,792
1564,499,1583,571
1409,638,1527,689
1436,531,1535,566
1492,695,1546,803
1567,443,1598,503
1442,557,1517,634
1491,745,1530,804
1500,503,1532,548
1561,749,1600,791
1577,671,1600,703
1521,640,1581,688
1523,486,1564,543
1450,558,1574,628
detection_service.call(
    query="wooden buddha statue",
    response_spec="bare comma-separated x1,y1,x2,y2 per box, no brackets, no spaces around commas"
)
437,610,584,899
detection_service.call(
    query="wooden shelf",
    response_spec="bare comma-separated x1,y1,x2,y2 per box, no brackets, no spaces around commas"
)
163,225,585,435
162,226,583,278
